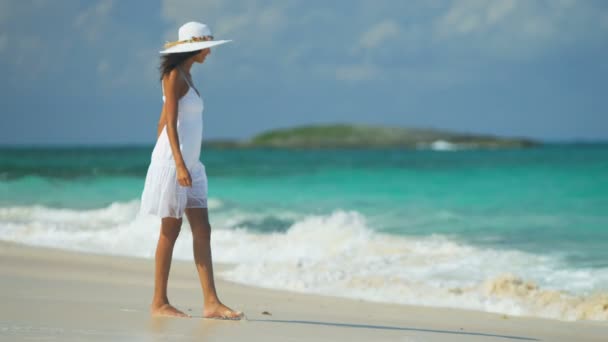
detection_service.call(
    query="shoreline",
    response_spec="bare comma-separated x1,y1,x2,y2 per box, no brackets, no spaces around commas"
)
0,240,605,341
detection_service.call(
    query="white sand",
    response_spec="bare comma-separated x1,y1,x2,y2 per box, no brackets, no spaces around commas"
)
0,240,605,341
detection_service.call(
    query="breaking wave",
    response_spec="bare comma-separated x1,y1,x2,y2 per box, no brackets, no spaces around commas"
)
0,201,606,321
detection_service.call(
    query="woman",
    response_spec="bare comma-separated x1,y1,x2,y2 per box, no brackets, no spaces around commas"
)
140,21,243,320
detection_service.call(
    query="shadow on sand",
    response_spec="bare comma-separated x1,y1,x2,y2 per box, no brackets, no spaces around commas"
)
248,318,539,341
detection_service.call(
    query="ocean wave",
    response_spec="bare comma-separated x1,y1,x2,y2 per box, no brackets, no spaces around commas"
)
416,140,462,151
0,202,606,321
213,211,608,321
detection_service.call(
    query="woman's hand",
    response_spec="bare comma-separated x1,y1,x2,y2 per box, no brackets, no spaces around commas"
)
177,165,192,187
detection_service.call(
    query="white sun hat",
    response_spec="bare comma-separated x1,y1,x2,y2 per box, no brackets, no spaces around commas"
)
160,21,232,54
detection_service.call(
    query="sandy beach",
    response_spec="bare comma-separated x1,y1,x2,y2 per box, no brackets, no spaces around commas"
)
0,240,605,342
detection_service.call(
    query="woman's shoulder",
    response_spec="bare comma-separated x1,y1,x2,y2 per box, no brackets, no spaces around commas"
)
162,69,188,92
163,68,183,84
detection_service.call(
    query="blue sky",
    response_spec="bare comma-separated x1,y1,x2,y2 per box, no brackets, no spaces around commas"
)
1,0,607,145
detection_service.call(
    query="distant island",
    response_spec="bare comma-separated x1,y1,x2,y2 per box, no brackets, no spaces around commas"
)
203,124,539,150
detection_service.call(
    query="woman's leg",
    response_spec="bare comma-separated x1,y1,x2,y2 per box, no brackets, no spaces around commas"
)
185,207,243,319
150,216,190,317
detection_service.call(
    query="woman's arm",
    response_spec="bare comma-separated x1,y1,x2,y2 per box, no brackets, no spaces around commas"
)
162,70,192,187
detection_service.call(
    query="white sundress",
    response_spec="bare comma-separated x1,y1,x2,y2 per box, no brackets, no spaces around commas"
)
140,69,208,219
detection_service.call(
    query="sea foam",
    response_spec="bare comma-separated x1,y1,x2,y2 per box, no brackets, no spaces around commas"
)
0,201,607,321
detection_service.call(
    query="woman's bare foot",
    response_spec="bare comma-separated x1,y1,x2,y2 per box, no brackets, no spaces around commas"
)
151,303,191,318
203,302,244,320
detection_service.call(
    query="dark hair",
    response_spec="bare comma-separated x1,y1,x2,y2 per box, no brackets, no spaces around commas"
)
159,50,201,82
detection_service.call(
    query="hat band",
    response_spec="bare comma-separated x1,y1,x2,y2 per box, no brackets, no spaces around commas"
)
164,36,213,49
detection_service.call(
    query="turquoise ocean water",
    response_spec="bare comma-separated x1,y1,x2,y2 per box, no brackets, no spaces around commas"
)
1,144,607,320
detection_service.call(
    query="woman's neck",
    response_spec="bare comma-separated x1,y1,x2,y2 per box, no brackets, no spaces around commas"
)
179,59,195,74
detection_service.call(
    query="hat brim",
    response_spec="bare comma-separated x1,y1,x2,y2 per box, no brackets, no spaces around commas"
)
159,40,232,54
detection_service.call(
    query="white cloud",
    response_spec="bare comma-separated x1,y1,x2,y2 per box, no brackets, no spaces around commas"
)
434,0,517,39
486,0,517,25
335,63,383,82
69,0,154,89
0,2,74,80
257,6,287,34
428,0,608,60
97,60,110,75
161,0,288,40
214,14,250,37
160,0,292,82
157,0,608,83
358,19,400,50
161,0,224,29
74,0,114,42
0,0,52,24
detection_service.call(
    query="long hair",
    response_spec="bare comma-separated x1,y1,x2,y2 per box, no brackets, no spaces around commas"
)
159,50,201,82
